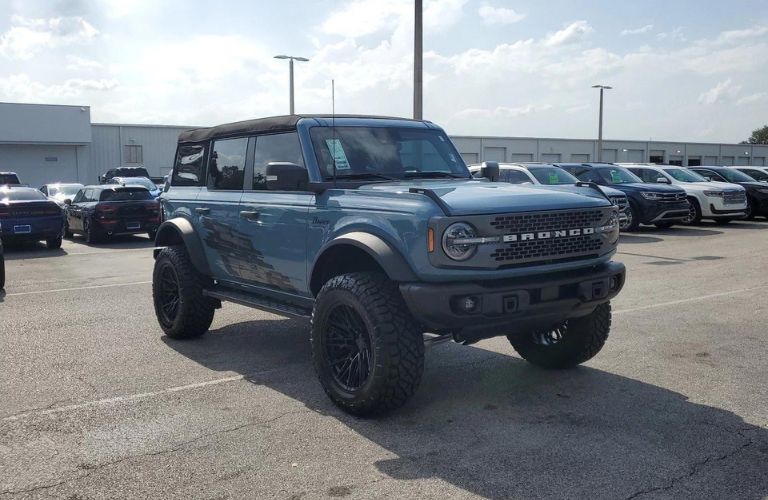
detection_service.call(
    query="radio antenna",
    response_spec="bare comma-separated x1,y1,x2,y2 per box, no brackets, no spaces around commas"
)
332,79,337,187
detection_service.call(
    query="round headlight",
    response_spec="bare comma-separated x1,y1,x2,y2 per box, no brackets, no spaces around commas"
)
442,222,478,261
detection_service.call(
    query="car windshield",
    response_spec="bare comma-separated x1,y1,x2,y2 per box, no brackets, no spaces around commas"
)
527,167,579,185
595,167,642,184
49,185,82,196
310,127,469,180
0,174,20,184
664,168,708,182
118,178,155,190
100,188,152,201
1,189,47,201
740,169,768,181
714,169,754,182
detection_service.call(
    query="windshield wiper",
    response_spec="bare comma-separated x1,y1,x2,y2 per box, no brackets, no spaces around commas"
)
332,172,399,181
403,171,468,179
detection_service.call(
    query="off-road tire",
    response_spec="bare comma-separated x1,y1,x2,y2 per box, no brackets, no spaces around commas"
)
46,235,62,250
624,201,640,231
683,197,702,225
508,302,611,369
311,272,424,417
152,245,215,339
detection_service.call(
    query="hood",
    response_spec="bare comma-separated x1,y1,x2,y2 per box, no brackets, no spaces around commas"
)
738,181,768,190
596,185,626,197
359,179,611,216
606,183,685,193
678,181,745,193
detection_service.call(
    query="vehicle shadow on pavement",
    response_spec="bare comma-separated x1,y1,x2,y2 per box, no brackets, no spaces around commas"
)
66,235,156,250
165,320,768,499
1,242,67,260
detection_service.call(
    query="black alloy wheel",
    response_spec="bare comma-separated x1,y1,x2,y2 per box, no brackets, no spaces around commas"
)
156,264,181,328
682,198,701,225
323,304,373,391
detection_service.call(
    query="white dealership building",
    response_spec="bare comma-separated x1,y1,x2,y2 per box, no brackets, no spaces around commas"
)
1,102,767,187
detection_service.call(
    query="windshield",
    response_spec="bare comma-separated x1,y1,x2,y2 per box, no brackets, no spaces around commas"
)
118,178,156,190
664,168,708,182
49,185,83,196
310,127,469,180
528,166,579,185
740,169,768,181
100,188,151,201
596,167,642,184
2,189,47,201
0,174,20,185
715,169,754,182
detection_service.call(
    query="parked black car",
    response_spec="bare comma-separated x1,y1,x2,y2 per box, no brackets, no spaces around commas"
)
65,185,160,243
555,163,689,230
98,166,151,184
690,166,768,219
0,186,65,249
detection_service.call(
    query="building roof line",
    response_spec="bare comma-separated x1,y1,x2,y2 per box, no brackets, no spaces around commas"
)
450,135,765,148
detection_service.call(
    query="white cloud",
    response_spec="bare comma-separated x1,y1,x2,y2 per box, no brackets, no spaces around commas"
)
455,104,553,120
0,15,98,59
736,92,768,106
65,55,103,70
621,24,653,36
566,103,590,113
656,27,686,42
714,25,768,44
478,3,526,26
0,74,117,100
698,78,742,105
544,21,593,47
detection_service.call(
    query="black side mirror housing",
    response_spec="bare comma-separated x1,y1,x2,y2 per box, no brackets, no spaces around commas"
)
266,162,309,191
480,161,500,182
656,177,670,184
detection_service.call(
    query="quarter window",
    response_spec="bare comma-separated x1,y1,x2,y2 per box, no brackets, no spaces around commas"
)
210,138,248,190
252,132,305,190
172,144,206,187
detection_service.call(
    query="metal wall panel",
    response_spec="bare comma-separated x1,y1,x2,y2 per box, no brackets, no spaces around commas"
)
0,144,78,187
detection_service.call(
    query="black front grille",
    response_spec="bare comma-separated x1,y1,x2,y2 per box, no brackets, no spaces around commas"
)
658,192,687,202
609,196,628,210
489,209,603,233
724,191,746,205
490,235,603,262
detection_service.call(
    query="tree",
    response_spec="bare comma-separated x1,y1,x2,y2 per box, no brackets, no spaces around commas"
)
744,125,768,144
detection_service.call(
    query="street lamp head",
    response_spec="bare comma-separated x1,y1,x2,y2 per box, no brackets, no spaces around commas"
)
274,55,290,60
592,84,613,90
274,55,309,62
293,57,310,62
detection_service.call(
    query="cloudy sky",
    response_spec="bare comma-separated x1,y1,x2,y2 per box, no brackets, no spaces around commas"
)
1,0,767,142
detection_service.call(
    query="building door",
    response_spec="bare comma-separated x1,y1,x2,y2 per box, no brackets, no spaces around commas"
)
738,156,750,165
541,153,561,163
753,157,766,166
483,147,506,162
0,144,78,187
649,150,664,163
704,156,718,165
460,153,478,165
570,153,590,162
626,149,644,162
721,156,734,166
668,155,683,166
687,156,701,166
601,149,617,162
510,153,534,162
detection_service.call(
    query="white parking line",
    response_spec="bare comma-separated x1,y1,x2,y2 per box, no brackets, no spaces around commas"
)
2,374,249,422
614,285,768,314
4,281,151,297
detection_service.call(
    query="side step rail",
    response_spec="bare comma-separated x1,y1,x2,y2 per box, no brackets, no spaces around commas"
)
203,288,312,318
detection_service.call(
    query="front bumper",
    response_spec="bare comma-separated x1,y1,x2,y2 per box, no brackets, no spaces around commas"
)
637,200,690,224
399,261,625,336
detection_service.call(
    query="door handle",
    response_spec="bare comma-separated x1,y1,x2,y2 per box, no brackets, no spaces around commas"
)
240,210,260,221
195,207,210,215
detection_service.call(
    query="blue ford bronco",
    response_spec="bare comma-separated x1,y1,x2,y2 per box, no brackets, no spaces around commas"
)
153,115,626,416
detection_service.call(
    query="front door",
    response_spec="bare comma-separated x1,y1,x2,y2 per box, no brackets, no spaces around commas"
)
237,132,312,295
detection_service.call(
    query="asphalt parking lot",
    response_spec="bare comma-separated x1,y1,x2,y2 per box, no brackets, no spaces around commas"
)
1,223,767,499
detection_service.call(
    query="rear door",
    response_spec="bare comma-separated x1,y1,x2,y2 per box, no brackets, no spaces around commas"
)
195,137,249,282
237,131,312,295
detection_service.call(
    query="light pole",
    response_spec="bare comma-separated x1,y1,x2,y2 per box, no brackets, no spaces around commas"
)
274,55,309,115
592,84,612,162
414,0,423,120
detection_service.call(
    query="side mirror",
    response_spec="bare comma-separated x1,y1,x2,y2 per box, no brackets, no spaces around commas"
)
64,199,72,206
704,177,712,182
480,161,500,182
656,177,670,184
266,162,308,191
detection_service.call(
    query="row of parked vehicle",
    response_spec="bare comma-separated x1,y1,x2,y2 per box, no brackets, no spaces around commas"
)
468,162,768,230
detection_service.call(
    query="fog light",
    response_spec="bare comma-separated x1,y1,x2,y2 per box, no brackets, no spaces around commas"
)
451,295,480,314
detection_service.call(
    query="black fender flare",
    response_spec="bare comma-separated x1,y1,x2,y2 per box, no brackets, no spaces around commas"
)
312,231,418,283
154,217,211,275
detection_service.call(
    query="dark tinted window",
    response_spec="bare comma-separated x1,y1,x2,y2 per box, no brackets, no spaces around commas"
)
595,167,642,184
0,174,20,185
498,169,533,184
633,168,661,183
210,138,248,190
693,169,725,182
252,133,305,190
100,188,151,201
740,169,768,181
1,189,47,201
117,167,149,178
528,167,579,185
172,144,206,186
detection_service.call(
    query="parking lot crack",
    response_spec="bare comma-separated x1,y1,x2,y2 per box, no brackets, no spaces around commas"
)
624,436,755,500
0,409,310,497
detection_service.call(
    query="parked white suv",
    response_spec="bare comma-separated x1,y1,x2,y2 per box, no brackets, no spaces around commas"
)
468,163,631,229
621,164,747,224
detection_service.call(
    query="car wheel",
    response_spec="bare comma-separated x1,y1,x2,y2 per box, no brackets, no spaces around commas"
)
508,302,611,369
64,221,73,239
311,272,425,417
152,246,216,339
84,218,101,244
623,201,640,231
46,235,62,250
744,198,756,220
682,198,702,225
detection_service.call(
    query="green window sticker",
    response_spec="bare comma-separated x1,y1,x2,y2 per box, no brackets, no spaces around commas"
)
548,172,560,185
325,139,351,170
610,170,622,183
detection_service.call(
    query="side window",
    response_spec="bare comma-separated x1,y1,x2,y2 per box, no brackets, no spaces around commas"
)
744,169,768,181
41,186,48,195
579,170,601,183
172,144,206,187
83,189,94,202
252,132,305,190
637,169,656,183
210,138,248,190
73,190,84,203
500,170,533,184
